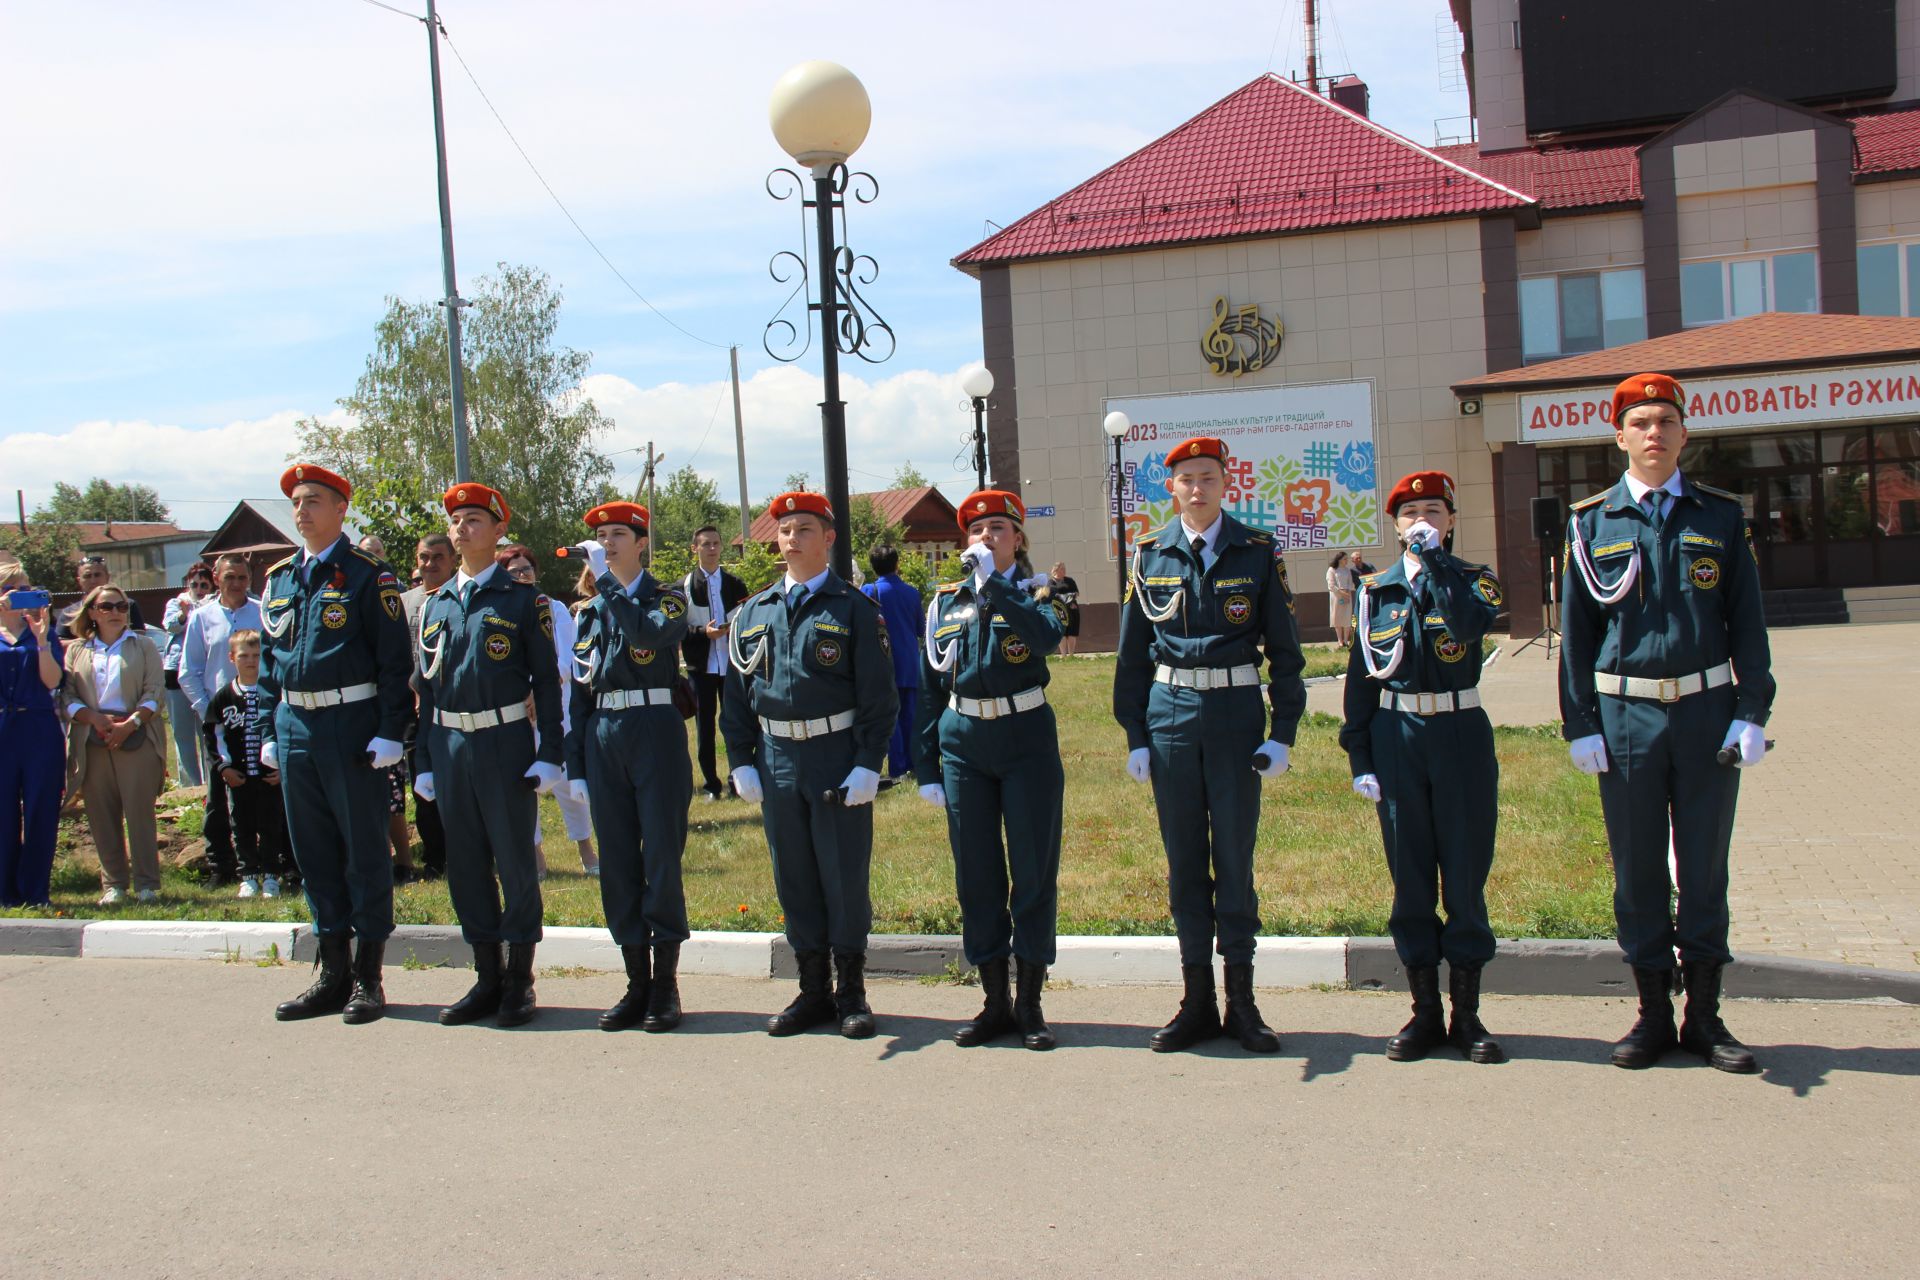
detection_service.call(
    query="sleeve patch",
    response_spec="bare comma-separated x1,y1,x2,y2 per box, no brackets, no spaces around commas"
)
659,591,686,621
1471,572,1503,607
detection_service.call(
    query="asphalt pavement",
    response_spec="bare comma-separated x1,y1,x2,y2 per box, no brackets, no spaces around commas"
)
3,957,1915,1278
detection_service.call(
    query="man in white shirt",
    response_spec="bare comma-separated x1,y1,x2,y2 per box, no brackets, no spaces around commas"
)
680,526,748,801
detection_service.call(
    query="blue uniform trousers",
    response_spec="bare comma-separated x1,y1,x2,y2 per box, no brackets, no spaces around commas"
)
165,687,204,787
429,720,543,946
276,702,394,941
886,687,917,779
1,710,64,906
1369,706,1498,968
1597,686,1739,969
585,705,692,947
1146,684,1266,966
936,705,1063,967
757,732,872,955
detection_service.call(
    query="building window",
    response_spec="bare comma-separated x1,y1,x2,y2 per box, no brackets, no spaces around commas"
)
1680,251,1819,326
1857,240,1920,316
1520,267,1647,361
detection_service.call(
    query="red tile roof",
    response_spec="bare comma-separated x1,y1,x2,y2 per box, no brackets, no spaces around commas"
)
1454,312,1920,392
739,487,960,546
954,74,1534,269
1432,142,1640,211
1853,105,1920,177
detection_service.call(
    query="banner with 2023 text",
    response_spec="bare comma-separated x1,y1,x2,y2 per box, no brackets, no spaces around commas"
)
1105,381,1381,559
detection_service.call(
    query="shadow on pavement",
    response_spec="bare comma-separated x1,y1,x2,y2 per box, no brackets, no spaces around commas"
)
1758,1043,1920,1097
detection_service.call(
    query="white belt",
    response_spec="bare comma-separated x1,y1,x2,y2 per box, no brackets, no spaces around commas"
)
598,688,676,710
1154,663,1260,691
1594,662,1733,704
433,702,530,733
759,710,855,740
283,683,377,711
1386,689,1483,716
952,688,1047,720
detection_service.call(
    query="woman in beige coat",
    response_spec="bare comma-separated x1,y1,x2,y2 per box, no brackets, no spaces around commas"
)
64,584,168,904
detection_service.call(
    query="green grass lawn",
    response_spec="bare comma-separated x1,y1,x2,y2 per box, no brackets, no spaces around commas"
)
8,650,1613,939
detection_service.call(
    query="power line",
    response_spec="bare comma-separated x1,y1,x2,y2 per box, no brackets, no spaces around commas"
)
356,0,418,19
433,21,733,352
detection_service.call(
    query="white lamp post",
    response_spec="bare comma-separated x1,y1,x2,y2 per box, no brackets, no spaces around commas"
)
961,365,995,489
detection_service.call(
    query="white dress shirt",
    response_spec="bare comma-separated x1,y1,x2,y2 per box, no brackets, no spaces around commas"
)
68,633,156,719
453,560,499,594
701,566,727,676
782,566,832,598
1180,512,1225,573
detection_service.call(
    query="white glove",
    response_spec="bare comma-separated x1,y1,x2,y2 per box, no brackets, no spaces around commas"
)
413,772,436,803
568,778,589,805
365,736,404,770
918,782,947,808
574,540,609,579
960,542,994,585
1252,740,1290,778
1568,734,1610,775
1721,720,1768,769
1017,574,1050,591
1404,520,1442,553
524,760,564,794
1352,773,1382,802
840,766,881,807
259,740,279,772
1126,747,1151,783
731,765,764,805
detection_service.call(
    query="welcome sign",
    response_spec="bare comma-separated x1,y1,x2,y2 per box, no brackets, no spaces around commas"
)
1518,361,1920,442
1105,381,1381,558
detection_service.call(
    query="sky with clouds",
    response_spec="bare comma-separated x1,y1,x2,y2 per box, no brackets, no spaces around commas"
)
0,0,1465,527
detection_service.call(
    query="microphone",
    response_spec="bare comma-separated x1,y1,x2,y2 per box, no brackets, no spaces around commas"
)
1716,739,1775,766
554,546,577,558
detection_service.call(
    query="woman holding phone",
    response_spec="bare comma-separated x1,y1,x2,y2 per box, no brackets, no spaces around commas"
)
1,562,65,907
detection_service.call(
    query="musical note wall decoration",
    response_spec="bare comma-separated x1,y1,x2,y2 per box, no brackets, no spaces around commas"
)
1199,295,1284,378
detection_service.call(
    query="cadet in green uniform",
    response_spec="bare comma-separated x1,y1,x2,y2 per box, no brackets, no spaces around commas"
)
414,483,566,1028
721,491,898,1039
1340,470,1505,1064
1561,373,1776,1074
259,463,413,1025
1113,436,1307,1054
562,501,693,1033
915,489,1066,1051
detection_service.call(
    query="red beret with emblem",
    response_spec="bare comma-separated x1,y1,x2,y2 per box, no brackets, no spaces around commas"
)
583,502,649,533
1612,372,1686,425
767,491,833,523
280,463,352,502
1385,470,1457,514
957,488,1024,532
1164,436,1229,467
442,482,511,525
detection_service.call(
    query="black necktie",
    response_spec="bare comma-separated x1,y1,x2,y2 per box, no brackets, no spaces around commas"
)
787,582,808,612
1192,536,1207,566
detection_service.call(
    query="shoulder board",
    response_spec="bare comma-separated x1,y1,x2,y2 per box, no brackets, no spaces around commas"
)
1357,572,1382,587
1569,491,1608,512
1245,531,1273,545
1693,482,1741,502
265,554,296,576
349,547,384,567
936,582,963,595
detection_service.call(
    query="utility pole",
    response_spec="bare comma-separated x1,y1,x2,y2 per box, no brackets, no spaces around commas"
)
640,442,662,570
730,346,752,548
424,0,472,482
15,489,24,533
1304,0,1320,95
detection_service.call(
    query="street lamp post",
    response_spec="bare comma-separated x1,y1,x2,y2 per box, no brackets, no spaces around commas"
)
961,366,995,490
764,61,894,582
1103,410,1132,609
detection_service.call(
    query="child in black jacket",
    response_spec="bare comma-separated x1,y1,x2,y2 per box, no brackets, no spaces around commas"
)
203,630,292,897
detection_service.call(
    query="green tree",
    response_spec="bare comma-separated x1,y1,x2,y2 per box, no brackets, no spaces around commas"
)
891,461,929,489
0,521,82,591
782,471,810,493
847,496,904,572
650,465,737,554
295,263,614,596
36,479,170,524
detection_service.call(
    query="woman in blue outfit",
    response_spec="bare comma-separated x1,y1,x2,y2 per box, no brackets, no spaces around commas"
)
1,561,66,907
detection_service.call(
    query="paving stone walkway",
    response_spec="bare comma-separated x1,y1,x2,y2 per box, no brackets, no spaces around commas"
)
1307,621,1920,971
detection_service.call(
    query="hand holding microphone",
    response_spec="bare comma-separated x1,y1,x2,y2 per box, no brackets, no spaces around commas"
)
960,542,994,586
1404,520,1442,554
556,540,609,578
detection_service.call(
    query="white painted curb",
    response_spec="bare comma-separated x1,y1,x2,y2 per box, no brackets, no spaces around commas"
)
81,920,301,962
1051,935,1346,987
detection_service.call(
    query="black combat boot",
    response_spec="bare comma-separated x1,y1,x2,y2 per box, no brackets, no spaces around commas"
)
275,934,352,1021
598,944,650,1031
834,951,875,1039
496,942,538,1027
1610,965,1680,1069
1150,964,1224,1052
1447,962,1505,1064
1221,962,1281,1054
342,938,386,1025
439,942,504,1026
643,942,683,1032
1014,957,1056,1051
767,949,837,1036
1678,959,1758,1074
1385,965,1449,1061
954,957,1015,1047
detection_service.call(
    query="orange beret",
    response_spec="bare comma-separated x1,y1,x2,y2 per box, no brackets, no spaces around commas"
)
958,488,1024,532
1385,470,1456,513
767,491,833,523
1164,436,1228,467
1612,372,1686,425
584,502,649,532
442,482,510,525
280,463,351,502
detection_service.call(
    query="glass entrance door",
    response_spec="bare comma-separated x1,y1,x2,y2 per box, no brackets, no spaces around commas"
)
1754,471,1819,589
